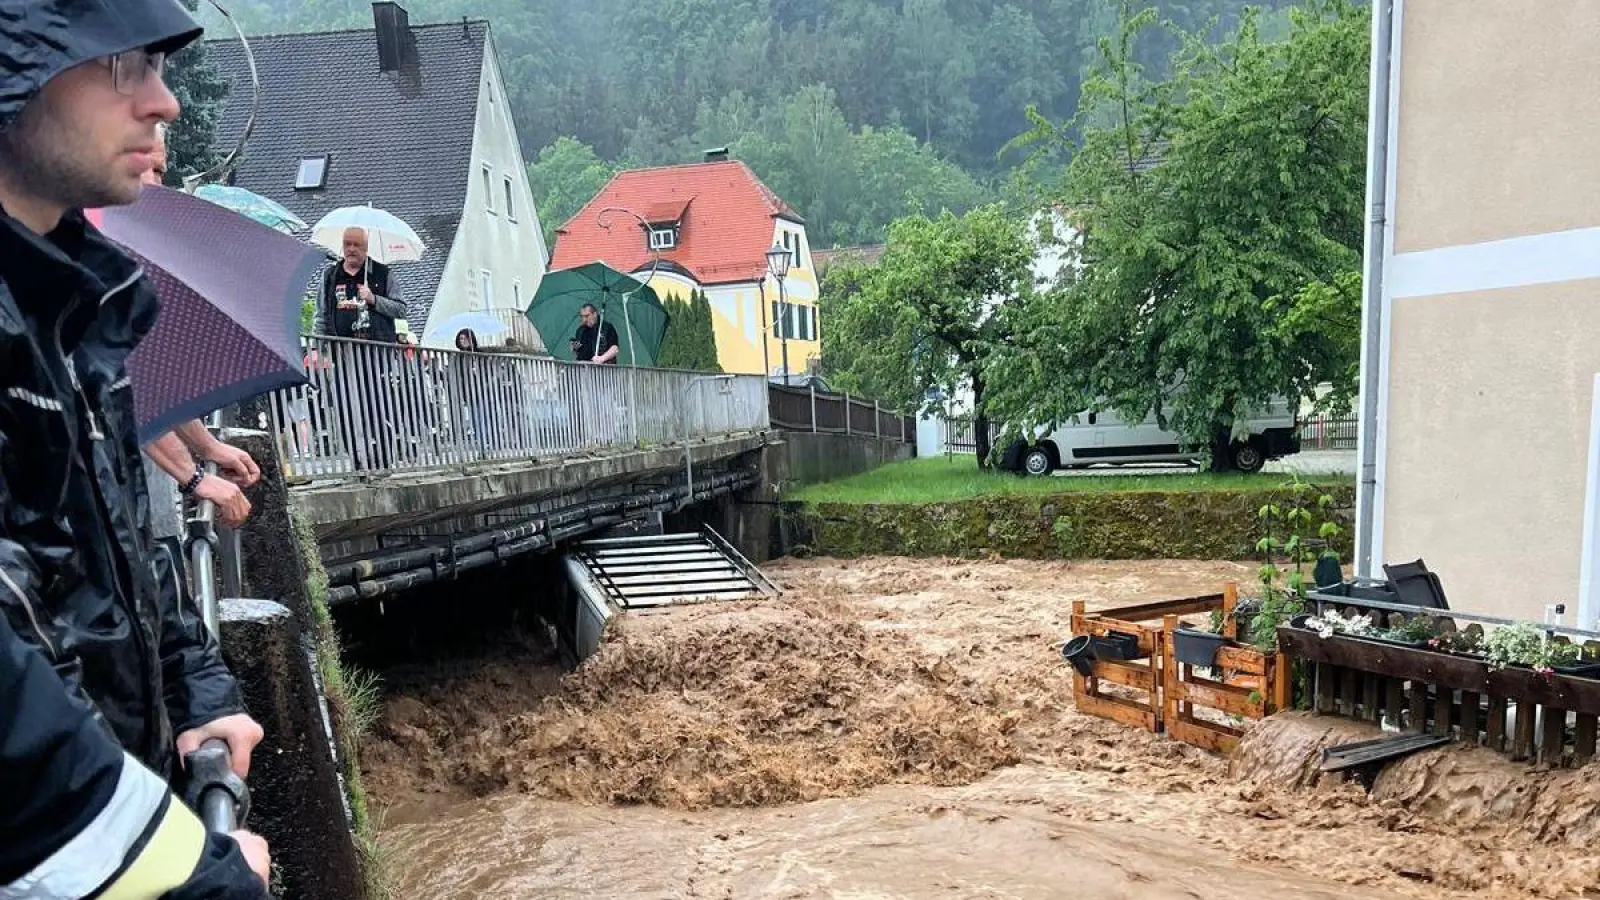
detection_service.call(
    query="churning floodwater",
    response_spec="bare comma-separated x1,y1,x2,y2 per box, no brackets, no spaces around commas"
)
360,558,1600,899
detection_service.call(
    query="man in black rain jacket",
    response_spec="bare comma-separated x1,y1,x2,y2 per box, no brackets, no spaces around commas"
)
0,610,270,897
0,0,269,893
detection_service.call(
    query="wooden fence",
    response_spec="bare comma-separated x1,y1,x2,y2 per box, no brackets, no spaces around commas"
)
768,384,914,443
1069,583,1290,754
1279,610,1600,767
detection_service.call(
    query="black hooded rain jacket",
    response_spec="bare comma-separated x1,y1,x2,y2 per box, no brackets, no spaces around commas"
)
0,0,266,896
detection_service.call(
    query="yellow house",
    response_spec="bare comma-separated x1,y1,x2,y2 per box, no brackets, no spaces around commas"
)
550,153,820,377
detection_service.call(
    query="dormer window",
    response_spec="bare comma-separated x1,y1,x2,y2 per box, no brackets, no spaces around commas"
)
294,155,329,190
649,225,677,250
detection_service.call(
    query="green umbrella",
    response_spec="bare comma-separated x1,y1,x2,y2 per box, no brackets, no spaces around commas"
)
194,184,308,234
527,262,671,367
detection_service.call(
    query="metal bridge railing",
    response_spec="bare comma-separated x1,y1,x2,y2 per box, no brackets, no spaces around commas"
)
267,335,770,481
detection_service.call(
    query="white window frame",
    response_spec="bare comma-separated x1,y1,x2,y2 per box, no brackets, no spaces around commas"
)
483,164,496,214
479,269,494,308
294,155,328,190
649,226,677,250
513,279,523,310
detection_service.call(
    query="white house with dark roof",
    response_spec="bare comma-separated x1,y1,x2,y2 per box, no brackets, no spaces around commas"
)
208,2,548,349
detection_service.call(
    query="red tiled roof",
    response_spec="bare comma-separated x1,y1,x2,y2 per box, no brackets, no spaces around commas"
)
644,198,691,223
551,160,802,286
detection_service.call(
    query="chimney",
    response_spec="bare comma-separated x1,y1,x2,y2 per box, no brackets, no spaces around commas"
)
703,147,730,163
373,2,413,72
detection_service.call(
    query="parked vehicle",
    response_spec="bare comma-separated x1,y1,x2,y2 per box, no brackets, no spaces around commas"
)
998,400,1300,475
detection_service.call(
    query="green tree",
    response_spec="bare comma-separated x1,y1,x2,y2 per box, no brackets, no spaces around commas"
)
527,137,620,249
164,0,230,186
988,0,1368,468
208,0,1301,242
827,204,1037,466
658,288,722,372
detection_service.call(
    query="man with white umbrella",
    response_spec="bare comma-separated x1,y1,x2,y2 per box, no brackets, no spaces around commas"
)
314,226,405,343
314,226,406,469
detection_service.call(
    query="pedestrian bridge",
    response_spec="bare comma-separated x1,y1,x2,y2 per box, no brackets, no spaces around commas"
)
256,336,776,602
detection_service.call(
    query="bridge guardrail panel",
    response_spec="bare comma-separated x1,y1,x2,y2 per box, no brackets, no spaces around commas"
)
270,336,770,481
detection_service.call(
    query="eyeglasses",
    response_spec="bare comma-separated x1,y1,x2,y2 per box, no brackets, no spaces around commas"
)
103,49,168,96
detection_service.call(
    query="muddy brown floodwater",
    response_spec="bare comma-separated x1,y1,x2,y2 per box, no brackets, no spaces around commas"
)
365,557,1600,899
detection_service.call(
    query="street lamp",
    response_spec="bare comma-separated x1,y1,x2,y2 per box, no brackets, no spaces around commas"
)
765,241,792,386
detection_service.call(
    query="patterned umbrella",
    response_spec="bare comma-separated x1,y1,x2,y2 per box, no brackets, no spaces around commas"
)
194,184,307,234
88,185,327,443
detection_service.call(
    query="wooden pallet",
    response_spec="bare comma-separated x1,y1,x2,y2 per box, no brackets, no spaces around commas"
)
1070,583,1289,753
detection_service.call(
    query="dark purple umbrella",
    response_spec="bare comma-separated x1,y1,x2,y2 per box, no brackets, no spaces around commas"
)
91,185,325,443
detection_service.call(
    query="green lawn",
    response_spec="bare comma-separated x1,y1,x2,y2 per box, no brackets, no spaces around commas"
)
787,456,1351,504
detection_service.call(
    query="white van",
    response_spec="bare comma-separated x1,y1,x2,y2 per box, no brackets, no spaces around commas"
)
998,400,1300,475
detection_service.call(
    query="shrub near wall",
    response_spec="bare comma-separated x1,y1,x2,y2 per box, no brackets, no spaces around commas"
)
802,485,1355,560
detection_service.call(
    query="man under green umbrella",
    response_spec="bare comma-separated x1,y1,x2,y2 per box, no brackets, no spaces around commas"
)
572,302,620,365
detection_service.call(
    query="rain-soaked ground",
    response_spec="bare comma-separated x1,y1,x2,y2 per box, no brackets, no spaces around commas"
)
362,557,1600,899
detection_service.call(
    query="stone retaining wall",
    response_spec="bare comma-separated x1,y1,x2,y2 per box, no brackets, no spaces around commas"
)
794,484,1355,560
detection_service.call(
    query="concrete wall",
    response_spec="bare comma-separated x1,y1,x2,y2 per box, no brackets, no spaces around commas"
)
1371,1,1600,624
766,431,914,491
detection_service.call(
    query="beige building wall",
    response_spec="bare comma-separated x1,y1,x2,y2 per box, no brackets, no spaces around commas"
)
1377,0,1600,624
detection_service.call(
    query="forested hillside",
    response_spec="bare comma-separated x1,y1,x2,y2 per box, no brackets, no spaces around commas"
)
203,0,1298,245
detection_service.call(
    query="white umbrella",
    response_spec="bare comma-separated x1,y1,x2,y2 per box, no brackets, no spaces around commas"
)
425,311,512,345
311,204,425,265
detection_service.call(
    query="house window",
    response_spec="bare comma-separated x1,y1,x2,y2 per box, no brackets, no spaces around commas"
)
782,231,801,268
811,306,820,340
294,155,328,190
649,226,677,250
483,164,496,213
513,279,523,309
479,269,493,308
773,302,807,341
503,177,516,221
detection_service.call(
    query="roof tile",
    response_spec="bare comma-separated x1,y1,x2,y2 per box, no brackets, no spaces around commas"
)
206,20,488,325
551,160,800,286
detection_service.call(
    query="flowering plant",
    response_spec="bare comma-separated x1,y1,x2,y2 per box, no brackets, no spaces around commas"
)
1304,608,1375,639
1484,622,1580,673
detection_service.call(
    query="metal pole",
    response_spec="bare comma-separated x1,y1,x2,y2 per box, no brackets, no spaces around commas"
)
844,393,851,436
874,400,881,438
757,276,772,379
1354,0,1397,579
778,276,790,386
622,292,639,446
189,410,224,639
809,382,817,432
